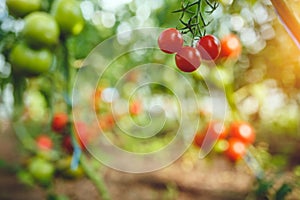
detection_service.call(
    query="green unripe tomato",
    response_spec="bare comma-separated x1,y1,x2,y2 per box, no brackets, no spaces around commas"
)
23,12,60,47
9,43,53,75
213,139,229,153
28,157,55,186
51,0,84,35
6,0,41,18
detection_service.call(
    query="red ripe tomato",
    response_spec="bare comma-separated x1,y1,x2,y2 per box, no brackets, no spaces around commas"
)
129,100,142,115
51,112,68,133
219,34,242,59
73,121,90,150
229,121,255,145
193,132,205,147
196,35,221,61
62,122,90,153
36,135,53,150
193,121,228,148
205,121,228,140
175,46,201,72
225,138,246,162
158,28,183,54
99,114,115,131
62,135,73,153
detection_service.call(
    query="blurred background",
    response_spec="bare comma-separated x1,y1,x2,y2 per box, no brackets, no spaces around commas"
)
0,0,300,199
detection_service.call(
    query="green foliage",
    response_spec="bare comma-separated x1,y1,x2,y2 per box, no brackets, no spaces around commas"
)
275,183,292,200
254,179,293,200
255,179,273,199
67,22,103,59
173,0,219,38
17,170,35,187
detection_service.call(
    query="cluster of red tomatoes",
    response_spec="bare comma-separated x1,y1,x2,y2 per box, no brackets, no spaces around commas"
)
158,28,242,72
193,120,255,162
27,112,90,186
50,112,90,153
93,86,143,131
39,112,91,155
7,0,84,76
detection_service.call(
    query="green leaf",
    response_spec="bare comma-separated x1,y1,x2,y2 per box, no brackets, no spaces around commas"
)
275,183,292,200
12,75,27,107
255,179,273,198
67,22,103,59
17,170,35,187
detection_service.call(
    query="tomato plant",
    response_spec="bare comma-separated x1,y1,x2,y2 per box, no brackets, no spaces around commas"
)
158,28,184,54
36,135,53,151
225,138,246,162
219,34,242,59
52,113,69,133
9,43,53,75
175,46,201,72
229,121,255,145
6,0,41,18
51,0,84,35
2,0,293,199
196,35,221,61
23,12,60,47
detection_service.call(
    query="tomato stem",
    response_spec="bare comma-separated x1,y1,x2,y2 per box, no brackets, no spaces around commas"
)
175,0,219,41
60,35,111,200
80,155,111,200
224,83,240,121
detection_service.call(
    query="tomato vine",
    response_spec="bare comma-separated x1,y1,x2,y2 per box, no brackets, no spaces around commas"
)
174,0,219,41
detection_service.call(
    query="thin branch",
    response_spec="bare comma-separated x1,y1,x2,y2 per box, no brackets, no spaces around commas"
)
173,0,219,40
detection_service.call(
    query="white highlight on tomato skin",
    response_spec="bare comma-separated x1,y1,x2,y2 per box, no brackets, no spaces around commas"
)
212,122,225,135
233,141,245,153
227,37,239,49
239,124,252,138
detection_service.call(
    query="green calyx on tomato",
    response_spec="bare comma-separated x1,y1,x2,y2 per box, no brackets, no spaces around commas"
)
9,43,53,75
23,12,60,47
51,0,84,35
28,157,55,186
6,0,41,18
